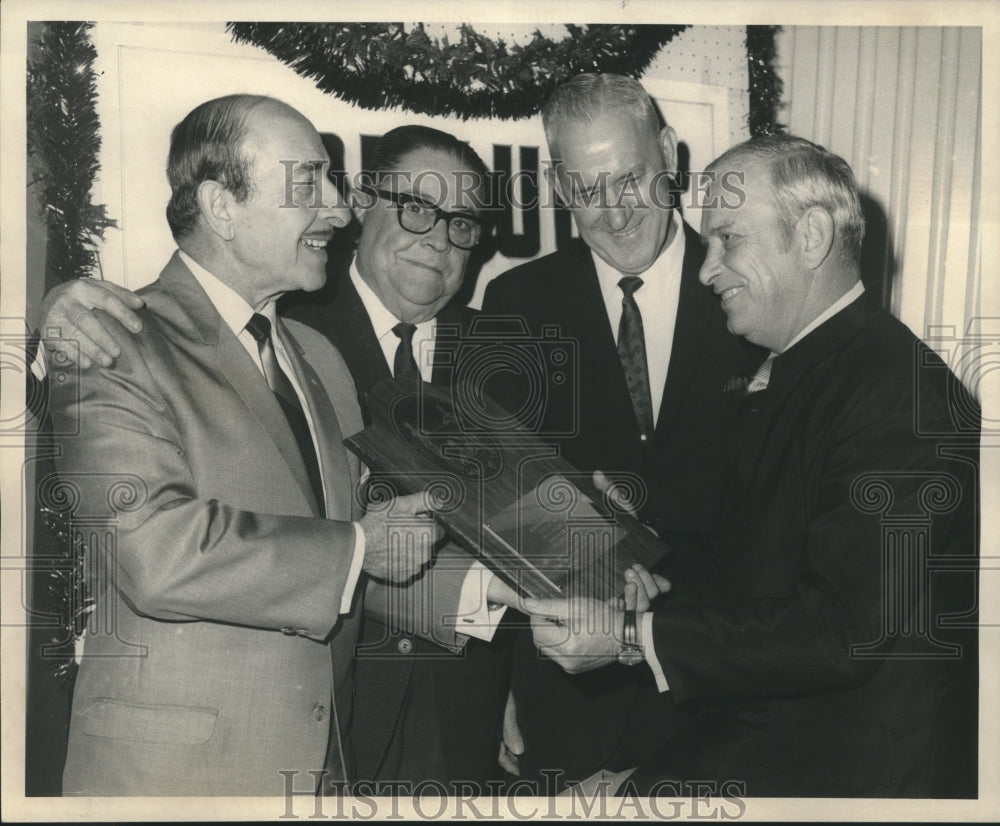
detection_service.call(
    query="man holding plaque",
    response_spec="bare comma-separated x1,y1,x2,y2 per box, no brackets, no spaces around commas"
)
523,135,979,798
481,73,764,788
42,95,445,796
36,125,519,790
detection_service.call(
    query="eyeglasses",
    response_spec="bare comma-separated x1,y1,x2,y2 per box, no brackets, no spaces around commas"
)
372,189,484,250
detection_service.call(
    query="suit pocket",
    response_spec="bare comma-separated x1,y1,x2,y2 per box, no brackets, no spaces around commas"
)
74,698,218,745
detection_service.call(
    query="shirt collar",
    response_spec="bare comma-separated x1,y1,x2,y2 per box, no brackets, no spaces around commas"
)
781,280,865,354
593,209,685,302
350,258,436,340
178,249,260,338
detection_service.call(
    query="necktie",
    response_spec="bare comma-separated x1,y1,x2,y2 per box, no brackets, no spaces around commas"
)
244,313,325,516
617,276,655,442
747,353,777,394
392,322,420,382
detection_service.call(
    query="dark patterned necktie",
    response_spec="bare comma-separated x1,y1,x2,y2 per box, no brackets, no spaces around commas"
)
244,313,325,516
392,322,420,382
617,276,654,443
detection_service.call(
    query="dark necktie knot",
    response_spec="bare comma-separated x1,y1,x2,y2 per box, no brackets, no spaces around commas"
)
392,322,417,344
392,322,420,382
618,276,644,299
244,313,272,344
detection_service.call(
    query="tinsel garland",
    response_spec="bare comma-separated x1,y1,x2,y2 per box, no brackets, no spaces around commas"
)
746,25,785,137
40,506,90,682
27,21,116,286
26,21,113,661
227,23,688,121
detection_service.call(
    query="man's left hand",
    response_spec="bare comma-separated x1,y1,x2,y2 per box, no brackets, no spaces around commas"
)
523,596,622,674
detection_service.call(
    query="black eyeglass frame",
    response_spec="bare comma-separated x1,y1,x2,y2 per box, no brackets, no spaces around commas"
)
369,188,485,250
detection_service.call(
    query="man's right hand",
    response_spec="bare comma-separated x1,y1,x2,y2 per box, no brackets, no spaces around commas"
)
39,279,145,369
359,490,442,584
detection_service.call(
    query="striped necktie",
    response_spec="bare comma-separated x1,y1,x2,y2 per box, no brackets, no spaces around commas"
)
747,353,777,394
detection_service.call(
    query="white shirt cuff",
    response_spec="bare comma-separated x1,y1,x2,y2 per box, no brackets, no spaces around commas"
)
643,611,669,692
339,522,367,614
454,561,506,642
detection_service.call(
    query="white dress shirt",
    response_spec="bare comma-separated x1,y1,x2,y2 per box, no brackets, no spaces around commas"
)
591,215,684,683
350,261,437,382
593,210,686,425
351,259,506,641
180,250,365,615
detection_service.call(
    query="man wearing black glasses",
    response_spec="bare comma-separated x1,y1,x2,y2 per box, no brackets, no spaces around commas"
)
34,125,513,792
282,126,511,790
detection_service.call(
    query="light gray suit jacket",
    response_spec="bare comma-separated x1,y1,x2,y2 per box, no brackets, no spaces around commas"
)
51,253,364,795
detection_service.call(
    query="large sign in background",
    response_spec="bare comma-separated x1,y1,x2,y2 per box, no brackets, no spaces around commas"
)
90,22,739,306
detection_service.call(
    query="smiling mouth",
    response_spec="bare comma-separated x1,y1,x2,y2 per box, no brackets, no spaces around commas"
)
403,259,443,275
300,237,330,250
718,286,743,303
609,221,643,239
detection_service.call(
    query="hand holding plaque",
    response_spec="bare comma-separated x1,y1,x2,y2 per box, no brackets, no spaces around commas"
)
345,379,669,602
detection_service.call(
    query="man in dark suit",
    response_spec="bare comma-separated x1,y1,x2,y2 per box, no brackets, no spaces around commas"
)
282,125,513,789
36,124,515,792
481,73,763,788
526,134,979,797
44,95,445,795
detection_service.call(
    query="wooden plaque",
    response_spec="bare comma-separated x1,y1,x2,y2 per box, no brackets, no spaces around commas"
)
345,379,667,601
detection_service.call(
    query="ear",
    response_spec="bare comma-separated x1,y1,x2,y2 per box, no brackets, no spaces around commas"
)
797,206,836,269
659,125,679,176
196,180,235,241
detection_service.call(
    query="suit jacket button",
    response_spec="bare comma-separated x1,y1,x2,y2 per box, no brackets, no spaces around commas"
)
397,638,413,654
313,704,328,722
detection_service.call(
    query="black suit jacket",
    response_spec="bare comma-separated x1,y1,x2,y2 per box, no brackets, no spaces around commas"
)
639,294,979,797
480,224,764,786
283,266,510,788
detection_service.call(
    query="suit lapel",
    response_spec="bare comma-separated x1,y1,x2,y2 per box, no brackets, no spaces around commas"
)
277,319,354,520
328,273,392,396
565,244,644,435
430,302,473,387
159,253,321,516
655,222,710,438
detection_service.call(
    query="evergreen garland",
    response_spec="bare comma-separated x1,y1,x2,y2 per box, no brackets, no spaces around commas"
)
26,21,113,662
27,21,116,286
227,23,688,121
746,25,785,137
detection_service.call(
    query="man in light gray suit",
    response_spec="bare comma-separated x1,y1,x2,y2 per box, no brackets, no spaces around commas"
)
48,94,444,796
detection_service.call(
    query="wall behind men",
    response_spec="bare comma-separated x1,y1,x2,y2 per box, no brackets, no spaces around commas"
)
776,25,987,393
89,22,745,307
87,21,986,390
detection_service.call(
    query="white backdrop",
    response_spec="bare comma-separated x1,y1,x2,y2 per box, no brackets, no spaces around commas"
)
89,22,738,307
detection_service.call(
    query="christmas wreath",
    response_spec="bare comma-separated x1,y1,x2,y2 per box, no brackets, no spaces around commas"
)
227,23,689,121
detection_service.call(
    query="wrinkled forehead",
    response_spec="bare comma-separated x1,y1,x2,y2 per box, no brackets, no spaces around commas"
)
380,147,485,213
700,160,784,237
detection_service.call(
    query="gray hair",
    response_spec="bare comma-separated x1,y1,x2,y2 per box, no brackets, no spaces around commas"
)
708,134,865,264
165,94,277,241
541,73,662,159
